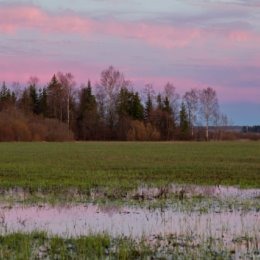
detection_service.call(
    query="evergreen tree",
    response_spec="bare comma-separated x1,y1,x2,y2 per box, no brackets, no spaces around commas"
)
47,74,63,120
19,88,30,112
132,92,144,120
29,85,39,114
38,87,48,116
0,82,14,110
117,88,144,121
77,81,98,140
0,82,9,99
117,87,131,119
179,102,189,139
156,94,163,111
163,96,171,114
19,82,39,114
78,81,96,118
144,93,153,123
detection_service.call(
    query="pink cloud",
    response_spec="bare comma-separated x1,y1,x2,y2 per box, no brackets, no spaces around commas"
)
1,5,259,49
0,5,201,48
101,21,202,48
1,53,259,104
1,4,259,107
228,30,256,42
129,75,260,103
0,6,94,34
0,55,102,85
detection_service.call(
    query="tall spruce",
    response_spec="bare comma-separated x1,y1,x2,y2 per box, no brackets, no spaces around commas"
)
47,74,63,121
179,102,189,139
0,82,14,110
77,81,98,140
29,85,39,114
144,93,153,123
132,92,144,120
38,87,48,116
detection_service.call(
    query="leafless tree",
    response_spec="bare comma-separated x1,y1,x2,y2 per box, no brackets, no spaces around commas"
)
27,76,39,88
213,112,230,140
183,89,199,137
57,72,76,127
95,66,131,128
163,82,180,124
12,82,22,100
199,87,219,141
143,83,155,100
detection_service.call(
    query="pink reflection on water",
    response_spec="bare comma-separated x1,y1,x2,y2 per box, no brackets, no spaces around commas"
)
0,204,259,246
133,184,260,200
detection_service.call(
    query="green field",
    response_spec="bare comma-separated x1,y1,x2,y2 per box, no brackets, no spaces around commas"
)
0,232,253,260
0,141,259,194
0,141,260,259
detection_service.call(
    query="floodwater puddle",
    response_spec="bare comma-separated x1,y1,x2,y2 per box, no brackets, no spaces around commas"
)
0,204,259,240
130,184,260,200
2,184,260,203
0,185,259,258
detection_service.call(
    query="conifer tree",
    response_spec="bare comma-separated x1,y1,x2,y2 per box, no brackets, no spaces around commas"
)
179,102,189,139
144,93,153,123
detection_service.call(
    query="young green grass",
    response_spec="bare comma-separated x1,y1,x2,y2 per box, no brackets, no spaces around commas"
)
0,232,258,260
0,141,259,196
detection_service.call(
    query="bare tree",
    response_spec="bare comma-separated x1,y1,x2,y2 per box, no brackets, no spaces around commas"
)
214,112,230,140
28,76,39,88
57,72,76,127
12,82,22,101
143,83,155,100
199,87,219,141
183,89,199,138
95,66,131,129
163,82,180,125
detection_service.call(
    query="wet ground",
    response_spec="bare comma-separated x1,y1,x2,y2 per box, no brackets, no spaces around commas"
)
130,184,260,200
0,185,259,259
0,203,259,239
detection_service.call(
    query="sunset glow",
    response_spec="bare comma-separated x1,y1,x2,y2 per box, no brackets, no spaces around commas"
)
0,0,259,124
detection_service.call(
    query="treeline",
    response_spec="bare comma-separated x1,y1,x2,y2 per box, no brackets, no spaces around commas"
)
0,66,230,141
242,126,260,133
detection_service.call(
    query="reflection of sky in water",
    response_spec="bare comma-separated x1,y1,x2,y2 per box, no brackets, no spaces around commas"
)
0,185,259,256
0,203,259,244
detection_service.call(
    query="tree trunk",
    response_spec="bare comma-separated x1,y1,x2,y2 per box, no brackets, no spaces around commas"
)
191,112,194,138
67,95,70,127
206,119,209,141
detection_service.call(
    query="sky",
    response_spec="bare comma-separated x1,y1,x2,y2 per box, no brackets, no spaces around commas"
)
0,0,259,125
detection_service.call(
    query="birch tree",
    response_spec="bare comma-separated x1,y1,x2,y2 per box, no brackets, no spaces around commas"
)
57,72,76,127
96,66,130,129
199,87,219,141
183,89,199,138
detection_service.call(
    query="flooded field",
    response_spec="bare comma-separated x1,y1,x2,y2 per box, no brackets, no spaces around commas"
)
0,203,259,239
0,185,259,259
130,184,260,200
0,142,260,259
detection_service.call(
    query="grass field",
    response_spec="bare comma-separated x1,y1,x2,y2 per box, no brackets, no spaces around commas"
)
0,232,255,260
0,141,259,194
0,141,260,259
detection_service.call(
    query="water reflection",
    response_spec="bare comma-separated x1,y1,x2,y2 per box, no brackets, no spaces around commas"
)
131,184,260,200
0,204,259,243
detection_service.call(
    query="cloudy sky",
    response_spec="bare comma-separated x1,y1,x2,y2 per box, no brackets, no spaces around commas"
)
0,0,259,124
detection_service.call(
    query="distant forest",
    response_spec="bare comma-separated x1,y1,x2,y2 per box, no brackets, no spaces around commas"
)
0,66,258,141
